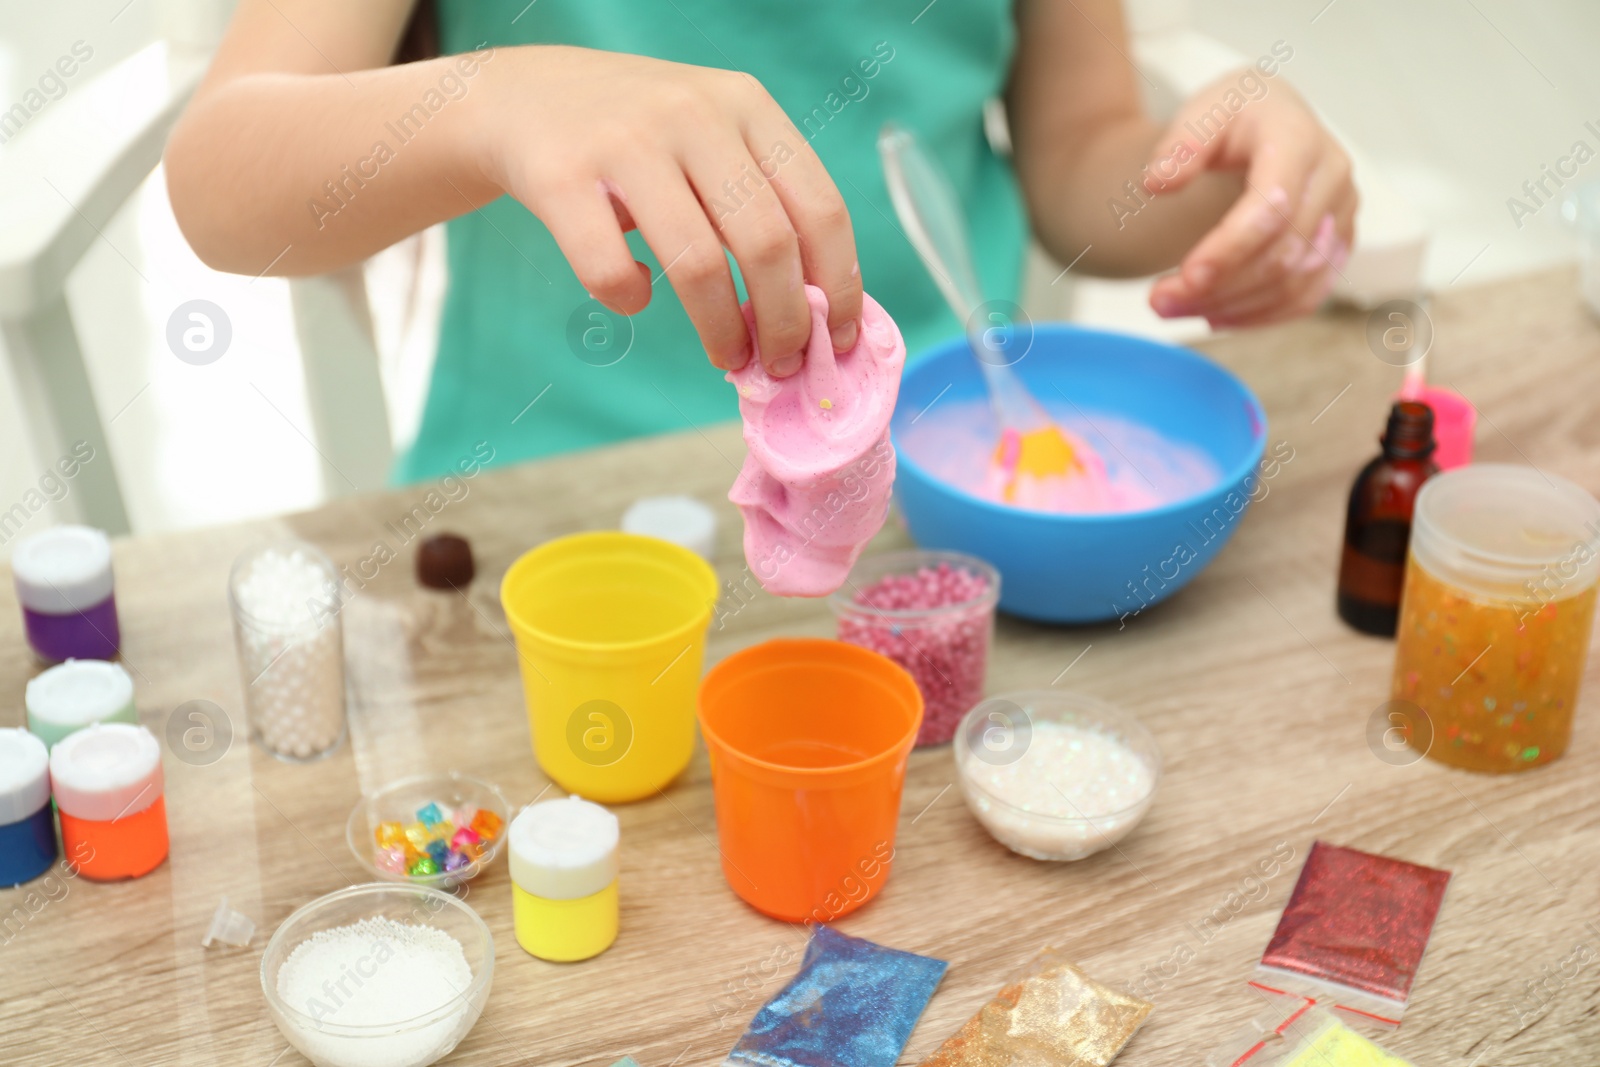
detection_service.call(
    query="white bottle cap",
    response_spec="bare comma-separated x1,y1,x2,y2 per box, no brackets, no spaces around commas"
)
49,723,164,822
508,794,619,900
621,496,717,561
0,728,51,825
26,659,137,748
12,525,115,614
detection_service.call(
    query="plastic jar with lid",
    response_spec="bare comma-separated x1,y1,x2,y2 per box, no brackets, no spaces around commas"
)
508,795,619,962
1392,464,1600,772
25,659,137,749
49,723,169,880
620,496,717,560
0,728,57,886
829,550,1000,746
12,525,121,663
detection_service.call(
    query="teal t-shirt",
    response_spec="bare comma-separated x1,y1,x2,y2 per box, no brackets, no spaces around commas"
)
398,0,1025,482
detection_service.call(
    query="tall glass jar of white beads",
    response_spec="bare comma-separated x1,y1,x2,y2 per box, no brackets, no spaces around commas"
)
228,540,348,761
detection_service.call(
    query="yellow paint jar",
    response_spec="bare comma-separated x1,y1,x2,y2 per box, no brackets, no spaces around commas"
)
508,795,619,962
500,532,717,803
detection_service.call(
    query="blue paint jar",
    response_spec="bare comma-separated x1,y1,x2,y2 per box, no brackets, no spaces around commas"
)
0,728,56,886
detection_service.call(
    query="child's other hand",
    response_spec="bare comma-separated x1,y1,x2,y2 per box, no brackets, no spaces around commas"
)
475,47,860,375
1143,71,1356,329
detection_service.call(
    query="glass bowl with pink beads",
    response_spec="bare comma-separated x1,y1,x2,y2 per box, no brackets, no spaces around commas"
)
346,772,511,889
829,550,1000,746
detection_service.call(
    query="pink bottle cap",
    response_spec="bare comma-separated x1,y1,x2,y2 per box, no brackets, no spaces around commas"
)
1396,385,1475,470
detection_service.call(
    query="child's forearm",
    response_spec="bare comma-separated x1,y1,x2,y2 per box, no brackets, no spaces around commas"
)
165,52,501,276
169,8,863,374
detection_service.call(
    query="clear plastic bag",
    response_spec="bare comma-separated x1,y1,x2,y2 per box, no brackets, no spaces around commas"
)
919,947,1153,1067
724,925,947,1067
1208,1004,1415,1067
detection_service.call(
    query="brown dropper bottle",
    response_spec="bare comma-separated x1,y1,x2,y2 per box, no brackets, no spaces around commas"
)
1336,401,1439,636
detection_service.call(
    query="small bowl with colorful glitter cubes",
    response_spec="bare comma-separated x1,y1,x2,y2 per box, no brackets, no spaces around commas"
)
829,549,1000,747
345,772,511,888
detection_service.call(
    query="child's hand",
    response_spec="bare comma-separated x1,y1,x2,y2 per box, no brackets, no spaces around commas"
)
474,47,861,375
1143,73,1356,329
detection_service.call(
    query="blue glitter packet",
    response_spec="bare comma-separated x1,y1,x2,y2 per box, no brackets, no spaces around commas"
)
726,926,948,1067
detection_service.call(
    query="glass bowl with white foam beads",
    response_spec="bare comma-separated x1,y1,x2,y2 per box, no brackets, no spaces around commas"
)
262,883,493,1067
954,691,1161,861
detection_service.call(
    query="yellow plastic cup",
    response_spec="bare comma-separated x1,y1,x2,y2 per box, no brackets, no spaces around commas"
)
501,531,719,803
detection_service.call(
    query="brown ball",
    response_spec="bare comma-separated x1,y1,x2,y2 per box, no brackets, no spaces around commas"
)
416,533,475,590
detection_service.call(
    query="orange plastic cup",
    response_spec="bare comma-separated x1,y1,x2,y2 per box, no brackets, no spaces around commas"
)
697,638,922,923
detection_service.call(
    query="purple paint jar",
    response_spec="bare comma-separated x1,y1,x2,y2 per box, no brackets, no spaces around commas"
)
12,526,121,664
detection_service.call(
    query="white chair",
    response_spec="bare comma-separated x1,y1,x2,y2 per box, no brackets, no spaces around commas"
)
0,41,392,535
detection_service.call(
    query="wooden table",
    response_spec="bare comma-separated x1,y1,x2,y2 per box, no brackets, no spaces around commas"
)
3,269,1598,1066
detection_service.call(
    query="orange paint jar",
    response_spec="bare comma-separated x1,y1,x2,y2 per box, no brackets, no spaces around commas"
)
1393,465,1600,772
49,723,169,880
698,639,921,922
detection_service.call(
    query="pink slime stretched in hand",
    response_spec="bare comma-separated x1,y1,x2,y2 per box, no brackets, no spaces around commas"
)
728,285,905,596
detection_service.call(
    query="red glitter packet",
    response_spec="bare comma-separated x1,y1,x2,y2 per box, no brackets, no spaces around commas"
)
1253,841,1450,1028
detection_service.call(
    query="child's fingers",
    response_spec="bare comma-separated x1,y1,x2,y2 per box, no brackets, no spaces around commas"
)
1203,260,1334,327
1142,126,1211,195
1154,214,1339,323
1283,150,1352,272
1178,134,1316,294
1208,278,1335,329
1332,183,1358,257
1175,183,1290,296
614,162,751,371
1199,152,1349,307
540,181,653,317
686,137,812,377
747,129,861,352
1180,228,1306,311
1148,272,1193,319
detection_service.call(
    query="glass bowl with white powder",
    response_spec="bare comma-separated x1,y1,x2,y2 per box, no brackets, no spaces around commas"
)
954,691,1160,861
262,884,493,1067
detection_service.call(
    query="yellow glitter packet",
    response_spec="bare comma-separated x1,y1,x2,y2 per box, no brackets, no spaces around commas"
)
919,949,1152,1067
1207,1005,1414,1067
1283,1023,1412,1067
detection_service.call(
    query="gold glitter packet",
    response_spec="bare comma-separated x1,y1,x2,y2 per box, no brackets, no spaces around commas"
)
1205,1004,1415,1067
918,948,1153,1067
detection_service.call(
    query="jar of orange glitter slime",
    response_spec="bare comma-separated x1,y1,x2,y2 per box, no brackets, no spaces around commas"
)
1393,465,1600,773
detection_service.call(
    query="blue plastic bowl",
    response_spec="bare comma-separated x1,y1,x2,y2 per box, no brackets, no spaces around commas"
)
891,325,1267,624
